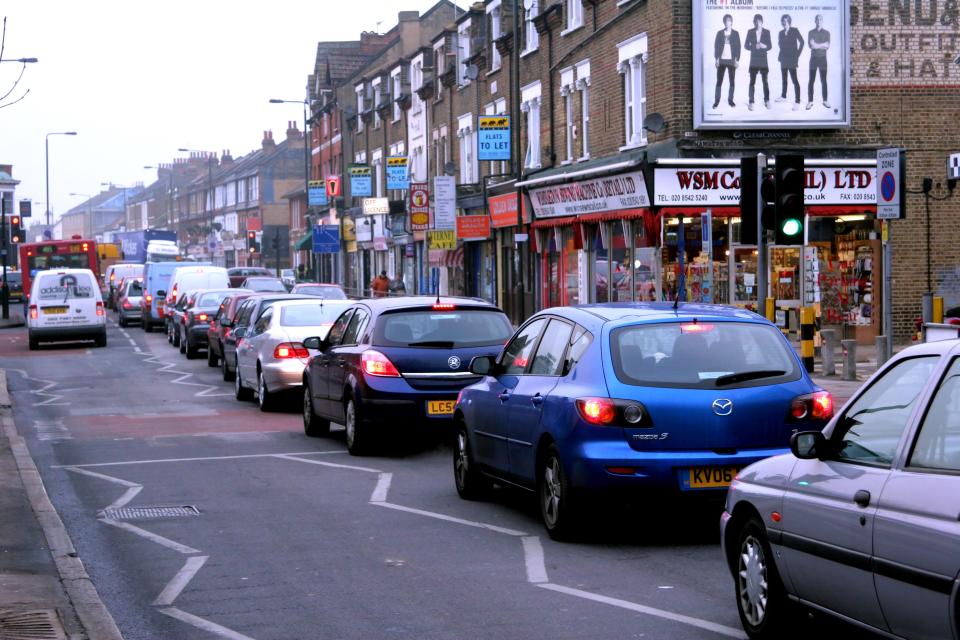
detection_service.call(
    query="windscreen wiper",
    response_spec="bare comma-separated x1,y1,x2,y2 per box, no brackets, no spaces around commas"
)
715,370,786,386
408,340,456,348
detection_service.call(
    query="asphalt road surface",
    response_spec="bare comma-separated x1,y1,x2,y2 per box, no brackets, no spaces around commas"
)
0,318,876,640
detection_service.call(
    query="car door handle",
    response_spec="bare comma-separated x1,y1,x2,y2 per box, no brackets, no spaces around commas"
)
531,394,544,406
336,358,346,367
853,489,871,508
498,392,510,402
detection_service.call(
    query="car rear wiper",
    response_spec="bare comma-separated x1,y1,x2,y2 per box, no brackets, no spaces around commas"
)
408,340,456,348
715,370,786,386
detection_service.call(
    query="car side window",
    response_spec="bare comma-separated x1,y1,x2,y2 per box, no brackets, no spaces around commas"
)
235,302,254,327
909,357,960,472
501,319,546,375
342,309,369,346
833,356,939,467
564,326,593,375
253,308,273,334
530,319,574,376
326,310,354,347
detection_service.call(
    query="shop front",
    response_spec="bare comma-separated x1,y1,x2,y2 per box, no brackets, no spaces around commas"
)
487,186,535,325
456,212,495,303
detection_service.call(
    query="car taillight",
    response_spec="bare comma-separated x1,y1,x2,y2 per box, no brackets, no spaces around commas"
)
432,302,456,311
29,304,38,320
223,327,231,338
96,301,105,317
145,294,153,303
680,322,714,333
122,300,133,309
197,313,208,322
361,350,401,377
789,391,834,421
110,273,115,281
576,398,616,425
575,398,651,427
274,342,310,359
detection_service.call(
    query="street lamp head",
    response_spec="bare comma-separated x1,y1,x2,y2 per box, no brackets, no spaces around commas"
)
19,57,39,63
269,99,284,104
177,148,189,152
65,131,77,135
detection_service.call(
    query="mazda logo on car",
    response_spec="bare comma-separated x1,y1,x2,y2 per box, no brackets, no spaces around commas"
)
712,399,733,416
448,356,462,369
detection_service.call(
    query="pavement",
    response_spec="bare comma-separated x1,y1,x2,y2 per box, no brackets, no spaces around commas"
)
0,369,122,639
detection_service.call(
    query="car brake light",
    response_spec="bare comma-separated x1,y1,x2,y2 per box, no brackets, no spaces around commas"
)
811,391,834,420
680,322,714,333
789,391,834,421
223,327,231,338
197,313,208,322
432,302,456,311
29,304,38,320
274,342,310,359
361,350,401,377
110,273,115,281
576,398,616,425
122,300,133,309
145,294,153,303
96,301,105,317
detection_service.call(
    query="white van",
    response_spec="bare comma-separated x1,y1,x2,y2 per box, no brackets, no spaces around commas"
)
27,268,107,350
163,266,230,332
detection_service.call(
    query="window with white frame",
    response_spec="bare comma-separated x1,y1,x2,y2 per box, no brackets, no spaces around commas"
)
565,0,583,32
457,20,472,86
617,34,648,149
487,0,502,71
575,59,591,159
355,151,366,164
355,85,365,132
433,41,445,101
411,58,424,115
521,81,542,169
372,148,384,197
390,68,403,122
432,126,449,177
457,113,477,184
523,0,539,54
559,67,575,163
372,78,382,129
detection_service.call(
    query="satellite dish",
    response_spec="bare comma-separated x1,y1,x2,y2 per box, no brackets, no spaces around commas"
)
643,112,666,134
443,162,456,176
464,64,480,81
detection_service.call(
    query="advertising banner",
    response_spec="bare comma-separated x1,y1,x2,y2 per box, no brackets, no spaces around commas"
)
433,175,456,230
478,115,511,161
529,171,650,219
488,192,530,228
409,183,431,231
349,164,372,197
427,229,456,250
362,197,390,215
456,215,491,241
386,156,410,191
308,180,328,206
654,165,877,207
692,1,849,129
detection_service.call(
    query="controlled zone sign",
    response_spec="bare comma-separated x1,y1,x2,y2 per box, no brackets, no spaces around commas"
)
478,115,511,161
876,148,904,220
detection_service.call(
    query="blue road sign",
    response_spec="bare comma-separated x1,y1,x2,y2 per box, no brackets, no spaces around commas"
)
312,225,340,254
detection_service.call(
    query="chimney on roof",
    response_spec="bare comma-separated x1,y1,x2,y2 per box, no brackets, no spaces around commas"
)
285,121,302,141
221,149,234,166
262,130,276,151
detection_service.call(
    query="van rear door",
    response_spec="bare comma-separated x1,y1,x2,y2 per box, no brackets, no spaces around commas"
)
32,271,101,328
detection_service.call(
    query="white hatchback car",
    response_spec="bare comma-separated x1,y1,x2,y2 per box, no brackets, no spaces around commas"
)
27,268,107,350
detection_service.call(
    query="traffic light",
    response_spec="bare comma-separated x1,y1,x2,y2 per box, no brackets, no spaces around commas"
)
246,230,259,253
760,170,777,233
739,157,758,245
9,215,23,243
774,154,805,245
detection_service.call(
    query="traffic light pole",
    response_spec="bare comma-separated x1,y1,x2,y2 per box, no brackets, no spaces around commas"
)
755,153,767,316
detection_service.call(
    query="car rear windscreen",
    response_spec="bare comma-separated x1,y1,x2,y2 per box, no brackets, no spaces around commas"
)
610,321,800,389
246,279,286,292
115,265,143,279
198,291,229,307
280,303,349,326
375,309,512,348
296,285,347,299
36,272,96,300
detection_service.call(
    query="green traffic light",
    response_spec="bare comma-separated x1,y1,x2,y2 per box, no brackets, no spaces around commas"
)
781,218,802,236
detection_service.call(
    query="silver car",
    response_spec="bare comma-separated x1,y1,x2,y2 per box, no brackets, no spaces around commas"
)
233,298,353,411
721,338,960,639
117,277,144,327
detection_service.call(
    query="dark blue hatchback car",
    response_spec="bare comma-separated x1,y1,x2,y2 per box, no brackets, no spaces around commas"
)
453,302,833,539
301,296,513,455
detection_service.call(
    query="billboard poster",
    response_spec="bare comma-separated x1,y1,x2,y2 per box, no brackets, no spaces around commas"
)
348,164,372,197
528,171,650,219
409,183,430,231
692,1,849,129
386,156,409,191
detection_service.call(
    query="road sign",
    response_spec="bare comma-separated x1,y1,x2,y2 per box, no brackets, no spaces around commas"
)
312,225,340,254
877,148,904,220
478,115,511,161
308,180,328,206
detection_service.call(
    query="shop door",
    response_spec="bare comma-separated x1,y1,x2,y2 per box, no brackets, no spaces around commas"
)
731,247,759,308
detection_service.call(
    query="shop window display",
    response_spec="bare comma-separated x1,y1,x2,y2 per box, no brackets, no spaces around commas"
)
662,215,729,304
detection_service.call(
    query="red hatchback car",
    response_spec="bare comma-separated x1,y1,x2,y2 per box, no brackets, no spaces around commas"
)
206,292,254,368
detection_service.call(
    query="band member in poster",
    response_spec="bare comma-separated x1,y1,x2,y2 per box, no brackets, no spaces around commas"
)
744,13,772,111
806,14,831,109
712,14,741,109
775,14,805,110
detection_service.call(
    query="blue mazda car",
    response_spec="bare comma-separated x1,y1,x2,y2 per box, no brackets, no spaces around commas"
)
453,303,833,539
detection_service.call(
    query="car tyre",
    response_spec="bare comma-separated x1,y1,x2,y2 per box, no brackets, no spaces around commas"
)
222,350,235,382
143,317,152,333
735,517,793,639
454,421,490,500
185,337,199,359
28,334,39,351
257,369,276,412
179,328,187,354
303,385,330,437
94,332,107,348
538,444,581,541
207,344,218,367
118,314,127,327
344,397,369,456
234,358,252,400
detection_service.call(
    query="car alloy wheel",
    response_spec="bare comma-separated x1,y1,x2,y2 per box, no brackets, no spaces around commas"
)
222,349,235,381
234,358,251,400
454,424,489,500
257,370,273,412
302,386,330,437
344,398,367,455
734,517,791,638
538,445,580,540
739,534,768,627
541,457,563,528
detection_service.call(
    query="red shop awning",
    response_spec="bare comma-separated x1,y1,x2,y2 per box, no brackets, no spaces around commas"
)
530,216,577,229
807,205,876,217
577,208,649,223
656,206,741,218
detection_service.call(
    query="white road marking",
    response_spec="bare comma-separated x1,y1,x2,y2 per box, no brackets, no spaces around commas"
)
158,607,257,640
33,419,72,441
537,583,747,639
273,453,381,474
522,536,548,583
8,369,70,407
128,338,137,346
64,466,140,488
105,486,143,511
133,346,141,353
369,473,392,503
53,450,345,469
101,519,200,555
372,501,528,537
153,556,208,606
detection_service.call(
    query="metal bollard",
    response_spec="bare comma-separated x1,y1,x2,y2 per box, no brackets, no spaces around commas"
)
841,339,857,381
875,335,888,367
800,307,815,373
820,329,836,376
933,296,944,324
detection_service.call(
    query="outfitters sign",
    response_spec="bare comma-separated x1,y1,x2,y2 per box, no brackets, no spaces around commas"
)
692,0,850,129
529,171,650,219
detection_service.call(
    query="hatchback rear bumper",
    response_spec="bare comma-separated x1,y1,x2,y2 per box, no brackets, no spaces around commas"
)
29,325,106,341
262,359,308,390
359,378,461,427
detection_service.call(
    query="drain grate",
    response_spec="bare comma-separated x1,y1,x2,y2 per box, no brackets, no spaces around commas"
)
102,505,200,520
0,609,66,640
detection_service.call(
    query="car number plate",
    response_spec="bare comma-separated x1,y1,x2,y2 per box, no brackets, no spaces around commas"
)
42,307,68,315
426,400,456,416
680,467,739,490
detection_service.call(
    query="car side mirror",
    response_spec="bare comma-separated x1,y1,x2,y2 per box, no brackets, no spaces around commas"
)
303,336,321,350
233,327,248,339
157,290,166,298
470,355,497,376
790,430,827,460
220,318,232,328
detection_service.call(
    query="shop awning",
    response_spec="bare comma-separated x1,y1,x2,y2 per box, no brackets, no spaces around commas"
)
295,234,312,251
807,205,876,217
530,216,577,229
577,208,649,223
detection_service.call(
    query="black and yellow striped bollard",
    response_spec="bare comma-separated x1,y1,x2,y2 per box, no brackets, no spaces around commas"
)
800,306,815,373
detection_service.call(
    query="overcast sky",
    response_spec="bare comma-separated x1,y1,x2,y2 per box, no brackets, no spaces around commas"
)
1,0,447,227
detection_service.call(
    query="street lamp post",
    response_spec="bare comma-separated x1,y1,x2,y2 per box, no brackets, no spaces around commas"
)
45,131,78,227
269,98,311,279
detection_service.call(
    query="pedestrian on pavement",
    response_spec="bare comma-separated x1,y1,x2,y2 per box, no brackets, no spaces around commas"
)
744,13,772,111
712,14,741,109
776,14,804,109
388,274,406,297
371,270,390,298
806,14,831,110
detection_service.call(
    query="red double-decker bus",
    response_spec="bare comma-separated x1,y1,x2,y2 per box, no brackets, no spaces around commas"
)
19,238,99,300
